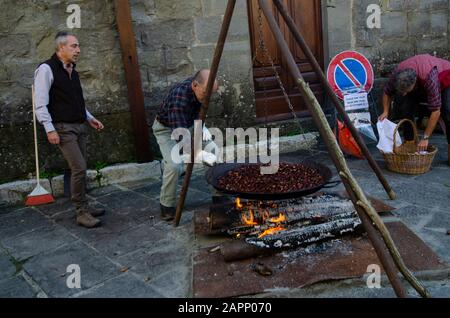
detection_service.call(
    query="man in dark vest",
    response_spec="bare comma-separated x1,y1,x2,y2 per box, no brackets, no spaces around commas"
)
34,31,105,228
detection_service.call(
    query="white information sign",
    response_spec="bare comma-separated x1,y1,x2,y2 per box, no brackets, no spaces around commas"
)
344,92,370,111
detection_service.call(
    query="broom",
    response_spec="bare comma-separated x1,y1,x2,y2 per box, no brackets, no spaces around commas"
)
25,85,55,206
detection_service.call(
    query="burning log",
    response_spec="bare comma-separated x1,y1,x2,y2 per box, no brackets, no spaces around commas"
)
221,217,362,262
246,217,362,249
208,202,238,230
209,194,391,233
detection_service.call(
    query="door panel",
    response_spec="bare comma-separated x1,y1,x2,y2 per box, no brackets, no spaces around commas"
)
248,0,324,121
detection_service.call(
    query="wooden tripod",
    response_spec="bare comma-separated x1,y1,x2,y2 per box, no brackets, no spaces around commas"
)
174,0,430,298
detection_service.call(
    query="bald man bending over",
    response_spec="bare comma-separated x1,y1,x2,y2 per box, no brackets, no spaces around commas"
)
152,69,219,221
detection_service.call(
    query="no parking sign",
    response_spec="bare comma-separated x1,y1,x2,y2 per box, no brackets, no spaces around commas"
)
327,51,374,100
328,51,378,144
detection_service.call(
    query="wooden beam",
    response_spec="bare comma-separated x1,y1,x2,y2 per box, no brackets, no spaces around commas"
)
114,0,153,162
174,0,238,226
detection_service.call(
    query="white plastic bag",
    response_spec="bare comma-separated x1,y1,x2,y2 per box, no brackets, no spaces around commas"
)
376,119,402,153
348,112,377,142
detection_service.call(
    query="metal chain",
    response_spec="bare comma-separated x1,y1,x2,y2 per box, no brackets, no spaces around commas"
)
252,8,306,135
248,8,270,126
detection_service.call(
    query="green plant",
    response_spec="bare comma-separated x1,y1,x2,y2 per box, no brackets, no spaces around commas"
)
283,128,303,137
94,161,108,171
39,170,60,179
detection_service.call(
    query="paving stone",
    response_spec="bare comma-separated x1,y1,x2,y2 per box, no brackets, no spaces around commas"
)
181,176,210,194
424,210,450,231
118,178,159,191
178,188,211,210
53,209,140,243
389,180,449,211
88,221,167,260
0,251,16,282
427,281,450,298
131,180,163,200
414,167,450,187
0,208,51,240
392,205,434,219
23,240,121,298
411,228,450,265
96,191,157,217
75,272,163,298
117,242,190,282
147,266,191,298
0,276,37,298
0,203,19,218
1,143,447,298
86,185,122,198
2,225,75,261
35,197,73,217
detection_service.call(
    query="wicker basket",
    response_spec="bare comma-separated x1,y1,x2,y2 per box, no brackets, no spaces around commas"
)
382,119,438,175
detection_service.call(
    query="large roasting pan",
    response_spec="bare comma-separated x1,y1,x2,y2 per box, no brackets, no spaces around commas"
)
206,160,339,200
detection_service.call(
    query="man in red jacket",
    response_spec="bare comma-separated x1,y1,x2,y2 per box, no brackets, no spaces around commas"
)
379,54,450,165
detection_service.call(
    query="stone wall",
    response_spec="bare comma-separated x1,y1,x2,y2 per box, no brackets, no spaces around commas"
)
0,0,255,183
0,0,134,183
131,0,255,136
2,0,449,184
326,0,450,107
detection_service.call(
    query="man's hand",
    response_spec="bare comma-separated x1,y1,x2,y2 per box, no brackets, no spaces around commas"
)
378,111,389,122
89,118,104,131
202,126,212,142
47,131,60,145
417,139,429,152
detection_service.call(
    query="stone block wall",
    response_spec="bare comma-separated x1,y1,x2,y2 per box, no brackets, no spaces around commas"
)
325,0,450,110
3,0,448,183
131,0,255,135
0,0,135,183
0,0,255,183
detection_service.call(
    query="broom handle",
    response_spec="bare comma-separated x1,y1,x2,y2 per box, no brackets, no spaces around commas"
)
31,85,40,185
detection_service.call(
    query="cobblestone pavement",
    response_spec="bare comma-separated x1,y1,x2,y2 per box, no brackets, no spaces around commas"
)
0,135,449,298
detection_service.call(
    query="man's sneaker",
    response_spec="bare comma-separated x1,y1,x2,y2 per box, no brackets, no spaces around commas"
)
76,210,101,228
160,204,176,221
87,205,105,217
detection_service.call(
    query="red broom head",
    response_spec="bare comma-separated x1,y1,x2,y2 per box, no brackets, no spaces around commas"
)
25,193,55,206
25,184,55,206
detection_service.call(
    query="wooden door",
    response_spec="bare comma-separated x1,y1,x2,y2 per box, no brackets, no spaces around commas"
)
248,0,324,121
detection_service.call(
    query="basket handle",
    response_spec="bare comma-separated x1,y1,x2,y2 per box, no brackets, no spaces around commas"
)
393,119,419,154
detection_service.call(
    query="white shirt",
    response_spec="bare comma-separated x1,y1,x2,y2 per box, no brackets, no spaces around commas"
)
34,63,94,133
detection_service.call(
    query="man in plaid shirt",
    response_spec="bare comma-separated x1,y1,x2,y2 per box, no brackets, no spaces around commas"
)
379,54,450,164
152,69,218,221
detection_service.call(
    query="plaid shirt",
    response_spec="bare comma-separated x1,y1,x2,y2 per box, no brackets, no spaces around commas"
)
156,77,201,130
384,66,442,112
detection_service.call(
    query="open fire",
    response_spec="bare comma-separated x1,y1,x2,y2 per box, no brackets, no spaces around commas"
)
209,194,362,250
236,198,287,238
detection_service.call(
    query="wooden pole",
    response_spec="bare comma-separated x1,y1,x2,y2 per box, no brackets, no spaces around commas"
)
174,0,237,226
114,0,153,162
258,0,429,298
272,0,395,200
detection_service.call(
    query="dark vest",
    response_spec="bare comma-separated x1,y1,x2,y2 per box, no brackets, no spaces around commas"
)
42,54,86,123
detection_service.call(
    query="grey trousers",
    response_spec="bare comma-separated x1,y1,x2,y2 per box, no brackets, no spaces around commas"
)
152,119,184,207
54,122,89,209
152,119,221,207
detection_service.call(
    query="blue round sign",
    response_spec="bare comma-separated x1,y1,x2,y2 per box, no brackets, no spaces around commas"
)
327,51,374,99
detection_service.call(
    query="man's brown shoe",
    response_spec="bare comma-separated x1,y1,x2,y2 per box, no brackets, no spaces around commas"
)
76,210,101,228
87,205,105,217
160,204,175,221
